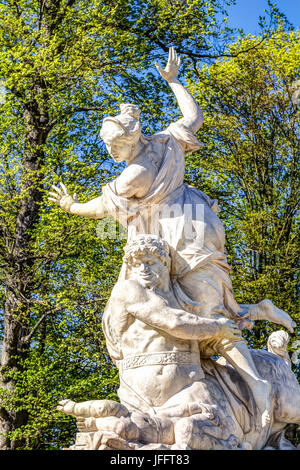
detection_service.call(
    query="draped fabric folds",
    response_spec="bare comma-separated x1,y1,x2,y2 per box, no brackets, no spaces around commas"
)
102,122,242,363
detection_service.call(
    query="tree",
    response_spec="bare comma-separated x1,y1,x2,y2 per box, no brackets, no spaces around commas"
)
185,28,299,371
0,0,245,450
185,27,300,444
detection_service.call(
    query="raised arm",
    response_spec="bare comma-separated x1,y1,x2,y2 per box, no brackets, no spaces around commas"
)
155,47,203,133
48,182,108,219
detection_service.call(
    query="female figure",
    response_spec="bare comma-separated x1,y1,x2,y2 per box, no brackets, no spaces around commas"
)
49,48,295,426
49,48,230,321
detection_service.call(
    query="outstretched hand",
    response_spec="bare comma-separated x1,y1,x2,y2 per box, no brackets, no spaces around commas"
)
48,182,78,213
155,46,181,83
217,318,243,342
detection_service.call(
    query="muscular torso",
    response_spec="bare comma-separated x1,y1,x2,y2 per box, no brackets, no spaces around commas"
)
110,281,204,408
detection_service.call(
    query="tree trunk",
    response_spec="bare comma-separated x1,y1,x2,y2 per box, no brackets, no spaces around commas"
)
0,103,48,449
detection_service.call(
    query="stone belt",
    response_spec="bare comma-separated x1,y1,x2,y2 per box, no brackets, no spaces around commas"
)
120,351,200,370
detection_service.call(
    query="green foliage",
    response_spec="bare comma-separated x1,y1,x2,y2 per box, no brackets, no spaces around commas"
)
186,29,299,354
0,0,244,450
0,349,119,449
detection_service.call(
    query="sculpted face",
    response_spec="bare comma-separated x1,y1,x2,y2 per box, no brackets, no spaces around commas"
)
101,120,139,163
128,252,170,289
105,136,133,163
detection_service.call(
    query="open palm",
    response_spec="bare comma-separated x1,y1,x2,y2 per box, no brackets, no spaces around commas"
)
155,47,181,82
48,182,78,213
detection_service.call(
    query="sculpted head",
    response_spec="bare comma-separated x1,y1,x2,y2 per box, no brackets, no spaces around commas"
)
267,330,289,355
100,104,142,163
123,235,171,290
267,330,291,367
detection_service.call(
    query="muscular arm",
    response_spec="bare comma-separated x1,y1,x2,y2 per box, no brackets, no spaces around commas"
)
69,162,153,215
51,160,154,218
114,280,229,341
48,183,109,219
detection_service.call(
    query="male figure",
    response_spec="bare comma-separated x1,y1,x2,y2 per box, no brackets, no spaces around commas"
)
102,234,243,413
59,235,295,448
105,235,285,428
60,234,245,449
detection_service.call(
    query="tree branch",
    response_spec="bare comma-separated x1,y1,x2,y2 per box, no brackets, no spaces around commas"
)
20,296,105,344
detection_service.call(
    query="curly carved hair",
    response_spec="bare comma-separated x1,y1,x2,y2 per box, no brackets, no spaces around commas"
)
123,234,171,269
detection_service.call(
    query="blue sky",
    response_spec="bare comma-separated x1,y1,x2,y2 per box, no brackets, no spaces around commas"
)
226,0,300,33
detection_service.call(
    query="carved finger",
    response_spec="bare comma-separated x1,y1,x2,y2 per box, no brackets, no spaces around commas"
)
171,46,176,62
48,197,59,204
155,63,168,80
77,421,86,430
173,46,177,59
233,332,243,339
155,62,164,75
58,399,71,406
177,55,181,67
51,184,63,194
59,182,68,195
48,191,60,199
173,47,178,62
77,421,87,427
231,330,240,336
57,399,76,415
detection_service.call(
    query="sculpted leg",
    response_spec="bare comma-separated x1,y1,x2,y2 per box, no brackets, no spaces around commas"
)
77,415,140,440
60,400,176,449
220,340,271,427
172,413,242,450
242,299,296,333
71,414,143,450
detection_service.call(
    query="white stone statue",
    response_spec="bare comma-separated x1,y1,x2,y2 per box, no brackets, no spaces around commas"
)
50,48,298,449
267,330,291,367
58,235,300,450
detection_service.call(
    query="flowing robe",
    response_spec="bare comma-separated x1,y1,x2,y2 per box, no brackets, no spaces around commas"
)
102,121,242,359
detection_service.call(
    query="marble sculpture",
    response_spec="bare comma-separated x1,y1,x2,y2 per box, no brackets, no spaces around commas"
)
49,48,299,450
